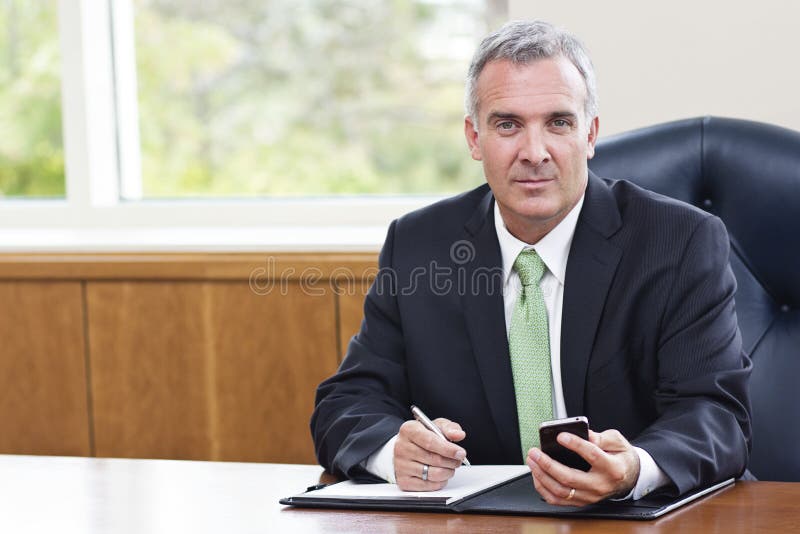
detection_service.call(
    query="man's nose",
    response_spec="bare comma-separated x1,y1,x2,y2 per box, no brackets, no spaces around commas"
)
518,128,550,165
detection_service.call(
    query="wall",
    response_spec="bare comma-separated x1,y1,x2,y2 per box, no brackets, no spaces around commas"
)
509,0,800,136
0,253,375,464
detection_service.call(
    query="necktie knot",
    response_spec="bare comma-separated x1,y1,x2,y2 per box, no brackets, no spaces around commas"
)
514,250,546,287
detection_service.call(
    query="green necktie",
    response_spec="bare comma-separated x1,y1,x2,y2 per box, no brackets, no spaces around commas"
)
509,249,553,458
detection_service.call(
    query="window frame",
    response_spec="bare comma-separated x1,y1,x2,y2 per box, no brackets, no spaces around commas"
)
0,0,490,251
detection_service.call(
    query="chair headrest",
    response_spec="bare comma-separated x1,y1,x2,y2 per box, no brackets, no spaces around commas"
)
589,116,800,308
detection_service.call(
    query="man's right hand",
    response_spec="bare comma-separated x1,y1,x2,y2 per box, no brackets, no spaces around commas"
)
393,417,467,491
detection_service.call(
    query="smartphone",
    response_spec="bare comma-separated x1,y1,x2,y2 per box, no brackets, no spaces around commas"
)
538,416,591,471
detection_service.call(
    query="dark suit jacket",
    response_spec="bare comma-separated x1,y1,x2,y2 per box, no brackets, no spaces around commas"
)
311,172,752,496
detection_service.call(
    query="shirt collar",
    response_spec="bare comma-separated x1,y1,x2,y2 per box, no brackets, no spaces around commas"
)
494,193,585,286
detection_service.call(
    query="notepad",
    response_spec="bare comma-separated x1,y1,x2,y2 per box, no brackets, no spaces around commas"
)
292,465,530,506
281,468,735,520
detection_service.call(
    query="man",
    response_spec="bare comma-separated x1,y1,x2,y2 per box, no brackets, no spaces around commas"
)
311,20,751,506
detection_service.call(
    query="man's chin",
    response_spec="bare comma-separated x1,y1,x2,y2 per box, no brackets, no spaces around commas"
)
516,202,562,223
500,205,563,234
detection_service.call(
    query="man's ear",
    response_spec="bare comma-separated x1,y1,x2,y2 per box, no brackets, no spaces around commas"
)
464,115,482,161
586,116,599,160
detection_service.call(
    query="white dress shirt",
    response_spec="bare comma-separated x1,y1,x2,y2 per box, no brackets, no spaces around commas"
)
365,193,669,499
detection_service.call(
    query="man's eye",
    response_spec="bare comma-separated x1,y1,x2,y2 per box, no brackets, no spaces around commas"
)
552,119,570,128
498,121,515,130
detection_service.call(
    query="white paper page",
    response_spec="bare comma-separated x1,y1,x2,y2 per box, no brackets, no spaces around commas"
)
300,465,530,505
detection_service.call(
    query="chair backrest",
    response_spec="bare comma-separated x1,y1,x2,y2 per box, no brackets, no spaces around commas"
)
589,116,800,482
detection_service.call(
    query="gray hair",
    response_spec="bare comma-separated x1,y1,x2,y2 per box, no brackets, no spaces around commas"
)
465,20,598,127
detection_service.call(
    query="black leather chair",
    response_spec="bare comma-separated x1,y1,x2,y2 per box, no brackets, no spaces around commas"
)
589,116,800,482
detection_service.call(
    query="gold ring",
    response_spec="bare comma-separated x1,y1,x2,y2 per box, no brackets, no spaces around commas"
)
422,464,429,481
567,488,576,500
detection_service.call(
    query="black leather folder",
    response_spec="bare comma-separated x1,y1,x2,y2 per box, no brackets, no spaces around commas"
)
280,474,734,520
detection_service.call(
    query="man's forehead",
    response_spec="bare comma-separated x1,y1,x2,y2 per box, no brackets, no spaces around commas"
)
475,56,587,115
477,56,584,93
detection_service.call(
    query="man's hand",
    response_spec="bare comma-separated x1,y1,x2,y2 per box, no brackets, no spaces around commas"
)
526,429,640,506
394,417,467,491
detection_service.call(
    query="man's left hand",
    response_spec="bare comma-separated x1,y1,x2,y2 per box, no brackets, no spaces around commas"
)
526,429,640,506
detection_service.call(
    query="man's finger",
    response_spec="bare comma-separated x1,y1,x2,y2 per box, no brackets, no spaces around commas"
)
423,465,456,483
394,418,468,492
556,432,632,490
529,432,639,505
528,454,571,498
591,429,629,452
556,432,615,472
395,424,463,468
432,417,466,442
527,455,591,507
395,439,462,470
394,457,457,482
406,422,467,461
529,447,594,493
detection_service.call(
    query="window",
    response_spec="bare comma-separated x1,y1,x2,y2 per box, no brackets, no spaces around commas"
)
0,1,64,198
124,0,498,198
0,1,507,248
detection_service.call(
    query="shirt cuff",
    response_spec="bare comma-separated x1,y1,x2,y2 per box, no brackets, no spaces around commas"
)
613,446,671,501
363,434,398,483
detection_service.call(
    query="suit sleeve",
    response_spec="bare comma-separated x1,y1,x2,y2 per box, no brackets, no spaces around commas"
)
310,220,411,480
631,215,753,494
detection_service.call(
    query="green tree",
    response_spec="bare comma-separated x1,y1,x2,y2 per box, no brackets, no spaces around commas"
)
134,0,495,197
0,0,64,197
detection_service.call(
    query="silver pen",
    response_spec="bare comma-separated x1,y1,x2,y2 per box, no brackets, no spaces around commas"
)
410,405,471,466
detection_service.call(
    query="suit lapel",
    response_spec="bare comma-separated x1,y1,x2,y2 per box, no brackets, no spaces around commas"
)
562,173,623,416
460,189,521,464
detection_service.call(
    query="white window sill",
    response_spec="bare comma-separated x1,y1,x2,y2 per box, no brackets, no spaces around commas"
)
0,226,387,253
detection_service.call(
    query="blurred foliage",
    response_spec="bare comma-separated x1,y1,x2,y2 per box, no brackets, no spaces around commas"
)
134,0,492,197
0,0,65,197
0,1,499,199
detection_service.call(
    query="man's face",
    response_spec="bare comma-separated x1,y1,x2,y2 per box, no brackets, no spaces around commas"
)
464,56,599,244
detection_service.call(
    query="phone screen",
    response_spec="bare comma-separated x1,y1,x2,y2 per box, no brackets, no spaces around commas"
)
538,418,591,471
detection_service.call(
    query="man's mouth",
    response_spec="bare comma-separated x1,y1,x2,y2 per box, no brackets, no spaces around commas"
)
513,177,555,187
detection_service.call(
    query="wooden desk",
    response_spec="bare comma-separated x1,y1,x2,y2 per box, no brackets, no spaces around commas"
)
2,455,798,533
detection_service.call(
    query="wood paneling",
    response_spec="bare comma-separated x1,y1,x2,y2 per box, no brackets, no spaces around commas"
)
0,252,380,463
0,282,90,455
0,252,378,280
87,281,339,463
337,288,370,360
